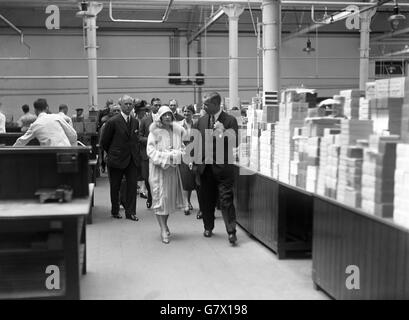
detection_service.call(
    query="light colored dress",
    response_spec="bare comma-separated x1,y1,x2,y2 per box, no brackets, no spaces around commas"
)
147,121,187,215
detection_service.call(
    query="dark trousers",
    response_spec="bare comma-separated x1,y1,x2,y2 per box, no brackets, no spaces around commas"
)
199,165,236,234
141,160,152,202
108,162,137,216
144,180,152,202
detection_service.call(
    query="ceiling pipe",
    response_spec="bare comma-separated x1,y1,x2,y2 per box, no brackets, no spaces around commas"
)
378,45,409,56
284,0,393,41
371,25,409,41
109,0,174,23
187,7,225,45
0,13,31,56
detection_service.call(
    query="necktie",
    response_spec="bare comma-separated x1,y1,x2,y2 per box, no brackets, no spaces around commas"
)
127,116,131,132
209,114,215,130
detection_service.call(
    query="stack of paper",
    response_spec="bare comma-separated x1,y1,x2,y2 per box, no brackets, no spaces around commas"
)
259,123,275,176
337,146,364,207
249,129,260,172
394,143,409,228
317,128,341,196
304,118,341,137
340,119,373,145
359,97,370,120
361,135,399,218
325,142,341,199
273,119,305,183
401,103,409,143
371,97,404,135
340,89,363,119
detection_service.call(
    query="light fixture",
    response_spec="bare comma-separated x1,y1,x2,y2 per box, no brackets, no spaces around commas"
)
388,0,406,31
303,37,315,53
76,1,89,17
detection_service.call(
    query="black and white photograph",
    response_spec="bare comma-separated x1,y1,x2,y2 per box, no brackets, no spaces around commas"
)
0,0,408,304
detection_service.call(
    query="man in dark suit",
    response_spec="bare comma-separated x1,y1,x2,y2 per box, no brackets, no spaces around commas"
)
193,92,239,245
100,95,140,221
138,97,161,208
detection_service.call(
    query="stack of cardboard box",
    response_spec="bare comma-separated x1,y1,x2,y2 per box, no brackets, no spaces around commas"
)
340,89,363,119
325,140,341,199
290,128,308,187
259,123,275,176
337,146,364,207
370,97,404,135
339,119,373,145
361,135,399,218
317,128,341,196
394,143,409,228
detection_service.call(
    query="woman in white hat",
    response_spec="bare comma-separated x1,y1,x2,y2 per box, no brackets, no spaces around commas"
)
147,105,188,243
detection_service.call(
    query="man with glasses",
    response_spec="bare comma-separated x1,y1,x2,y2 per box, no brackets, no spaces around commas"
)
138,97,161,208
169,99,184,121
100,95,140,221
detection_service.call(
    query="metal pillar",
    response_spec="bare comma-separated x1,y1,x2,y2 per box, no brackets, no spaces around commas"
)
359,9,375,90
262,0,280,106
222,4,244,110
82,2,103,110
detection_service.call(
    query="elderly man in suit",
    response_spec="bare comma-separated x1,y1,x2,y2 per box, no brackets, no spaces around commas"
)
193,92,239,245
100,95,140,221
138,97,161,208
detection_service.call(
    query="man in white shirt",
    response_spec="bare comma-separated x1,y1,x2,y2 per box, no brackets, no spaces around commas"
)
17,104,37,132
0,101,6,133
58,104,73,126
13,98,77,147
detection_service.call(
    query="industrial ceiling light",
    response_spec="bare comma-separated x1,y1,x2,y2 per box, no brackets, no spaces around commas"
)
303,37,315,53
388,0,406,31
76,1,89,17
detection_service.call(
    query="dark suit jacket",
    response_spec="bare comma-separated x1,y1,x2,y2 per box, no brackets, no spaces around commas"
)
138,113,153,161
193,111,238,176
174,112,185,122
100,114,140,169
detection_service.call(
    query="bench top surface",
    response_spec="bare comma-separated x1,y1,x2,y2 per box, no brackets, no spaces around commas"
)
0,184,94,219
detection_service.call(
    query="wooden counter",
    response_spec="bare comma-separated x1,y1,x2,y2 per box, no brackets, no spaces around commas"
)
234,165,313,259
312,194,409,299
0,184,94,300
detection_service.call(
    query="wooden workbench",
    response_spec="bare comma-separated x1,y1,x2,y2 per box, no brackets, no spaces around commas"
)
0,184,94,300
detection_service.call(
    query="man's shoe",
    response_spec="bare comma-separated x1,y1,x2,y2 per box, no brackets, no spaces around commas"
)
203,230,212,238
126,214,139,221
184,209,191,216
111,214,122,219
140,192,148,199
228,233,237,245
196,211,202,219
146,199,152,209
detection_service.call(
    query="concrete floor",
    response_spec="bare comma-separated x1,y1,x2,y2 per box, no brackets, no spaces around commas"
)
81,175,329,300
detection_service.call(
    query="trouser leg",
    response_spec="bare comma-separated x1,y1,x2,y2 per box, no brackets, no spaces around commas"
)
199,165,218,231
108,167,124,215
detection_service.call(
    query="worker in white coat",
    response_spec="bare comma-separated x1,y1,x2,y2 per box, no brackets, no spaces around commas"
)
13,98,77,147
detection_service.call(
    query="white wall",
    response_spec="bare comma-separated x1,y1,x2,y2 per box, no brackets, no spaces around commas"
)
0,29,361,120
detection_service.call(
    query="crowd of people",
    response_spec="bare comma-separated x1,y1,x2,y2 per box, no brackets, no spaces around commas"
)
3,92,239,246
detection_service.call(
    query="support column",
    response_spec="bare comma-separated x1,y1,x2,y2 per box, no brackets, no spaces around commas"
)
222,4,244,110
262,0,280,109
83,2,103,109
359,9,375,91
